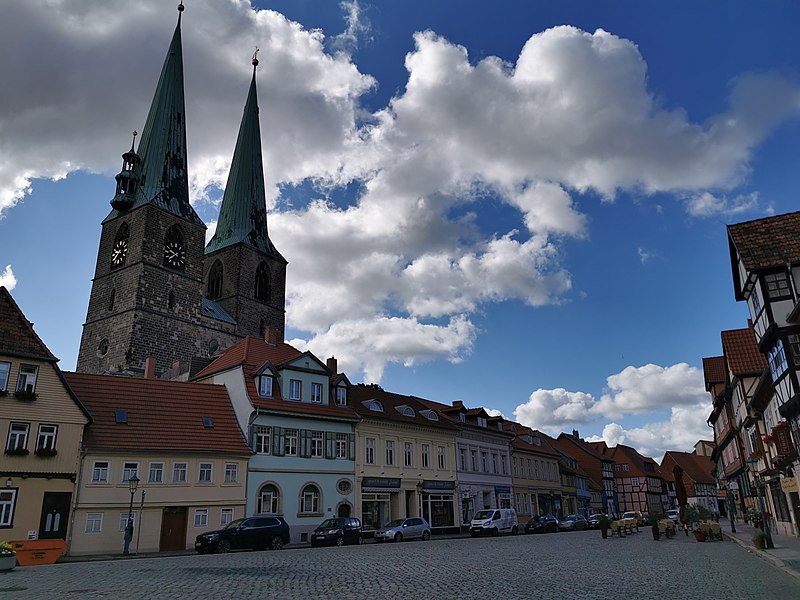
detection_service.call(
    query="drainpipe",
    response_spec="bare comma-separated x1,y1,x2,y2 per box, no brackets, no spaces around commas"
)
67,442,87,555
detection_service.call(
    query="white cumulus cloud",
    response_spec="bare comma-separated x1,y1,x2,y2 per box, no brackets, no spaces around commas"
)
0,265,16,290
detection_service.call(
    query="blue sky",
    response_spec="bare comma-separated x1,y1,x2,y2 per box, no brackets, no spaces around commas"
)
1,1,798,459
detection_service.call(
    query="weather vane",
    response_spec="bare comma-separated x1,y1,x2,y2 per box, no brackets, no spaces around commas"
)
252,47,260,67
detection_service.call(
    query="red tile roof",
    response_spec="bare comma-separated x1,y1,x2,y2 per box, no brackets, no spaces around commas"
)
349,385,459,431
0,287,57,361
662,451,715,485
503,422,561,457
64,372,251,454
728,211,800,271
702,356,726,390
721,327,767,376
611,445,663,479
194,336,303,380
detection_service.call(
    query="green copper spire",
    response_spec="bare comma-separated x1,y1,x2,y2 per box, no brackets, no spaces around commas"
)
105,3,203,225
205,52,284,260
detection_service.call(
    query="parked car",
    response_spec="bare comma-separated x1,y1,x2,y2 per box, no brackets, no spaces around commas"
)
310,517,364,547
195,516,290,553
621,511,644,526
469,508,518,537
665,509,680,524
525,515,559,534
374,517,431,542
559,515,589,531
588,513,607,529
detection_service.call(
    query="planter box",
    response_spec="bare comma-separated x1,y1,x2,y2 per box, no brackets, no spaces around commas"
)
0,555,16,571
10,539,67,566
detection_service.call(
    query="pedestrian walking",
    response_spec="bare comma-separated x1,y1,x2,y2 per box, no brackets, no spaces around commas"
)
123,519,134,555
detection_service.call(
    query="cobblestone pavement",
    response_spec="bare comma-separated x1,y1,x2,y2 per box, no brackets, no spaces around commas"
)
2,530,798,599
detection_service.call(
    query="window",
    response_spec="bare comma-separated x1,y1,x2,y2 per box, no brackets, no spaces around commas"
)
92,461,109,483
255,426,271,454
631,477,640,487
85,512,103,533
527,459,532,478
193,509,208,528
789,335,800,367
259,484,280,514
172,462,188,483
0,489,17,527
220,508,234,526
335,387,347,406
386,440,395,465
6,422,29,452
258,375,274,398
768,340,789,381
513,457,518,476
438,446,446,469
422,444,430,468
224,463,238,483
366,438,375,464
481,452,488,472
254,262,272,302
765,272,792,300
118,513,136,531
404,442,413,467
470,449,477,471
460,448,467,470
148,462,164,483
301,484,320,514
0,361,9,391
122,462,138,482
335,433,348,459
289,379,302,401
199,463,213,483
311,382,323,403
500,454,507,475
477,417,487,428
15,364,38,394
207,259,223,300
284,429,298,456
311,431,324,458
750,290,762,318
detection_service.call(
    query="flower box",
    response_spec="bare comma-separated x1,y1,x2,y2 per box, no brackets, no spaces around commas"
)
34,447,58,458
13,390,38,401
0,389,8,398
4,447,29,456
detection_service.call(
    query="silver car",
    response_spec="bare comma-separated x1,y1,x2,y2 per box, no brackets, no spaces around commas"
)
374,517,431,542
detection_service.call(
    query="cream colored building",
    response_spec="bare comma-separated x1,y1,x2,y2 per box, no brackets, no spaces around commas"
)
65,372,251,555
349,385,460,532
0,288,92,544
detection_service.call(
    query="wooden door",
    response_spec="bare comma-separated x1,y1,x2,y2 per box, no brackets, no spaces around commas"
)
159,507,187,551
39,492,71,539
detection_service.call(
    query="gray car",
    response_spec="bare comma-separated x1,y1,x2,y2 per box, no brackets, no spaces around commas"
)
374,517,431,542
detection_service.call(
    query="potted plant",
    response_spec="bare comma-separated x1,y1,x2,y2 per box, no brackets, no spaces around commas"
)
648,513,664,541
752,528,766,550
693,526,707,542
4,446,29,456
0,541,16,571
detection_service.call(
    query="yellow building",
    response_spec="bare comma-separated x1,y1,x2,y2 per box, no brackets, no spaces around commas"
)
349,385,460,533
0,287,92,544
504,422,562,521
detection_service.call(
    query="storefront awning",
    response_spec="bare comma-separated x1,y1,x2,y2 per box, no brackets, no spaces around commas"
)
362,487,401,493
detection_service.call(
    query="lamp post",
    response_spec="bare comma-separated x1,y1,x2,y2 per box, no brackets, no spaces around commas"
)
727,482,737,533
747,456,774,550
124,475,139,555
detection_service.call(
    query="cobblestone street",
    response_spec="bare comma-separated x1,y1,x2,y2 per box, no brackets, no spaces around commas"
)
1,531,799,599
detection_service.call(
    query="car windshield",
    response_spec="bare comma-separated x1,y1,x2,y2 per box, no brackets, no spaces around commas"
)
318,519,343,529
384,519,405,528
473,510,494,520
622,512,635,518
565,516,575,521
223,518,245,530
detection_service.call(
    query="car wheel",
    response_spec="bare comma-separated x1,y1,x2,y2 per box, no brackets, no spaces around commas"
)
422,530,430,541
357,535,364,545
217,540,231,553
511,526,518,536
394,532,403,542
335,536,345,547
491,527,499,537
270,537,284,551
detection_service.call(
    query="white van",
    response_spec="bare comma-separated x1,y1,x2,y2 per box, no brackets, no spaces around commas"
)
469,508,518,537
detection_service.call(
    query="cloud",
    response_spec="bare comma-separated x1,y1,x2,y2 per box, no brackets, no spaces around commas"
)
684,191,760,218
593,363,707,420
0,265,16,290
484,408,506,419
513,388,597,435
329,0,372,55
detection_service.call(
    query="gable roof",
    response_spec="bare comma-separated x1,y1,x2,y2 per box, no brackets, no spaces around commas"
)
502,421,560,457
0,287,57,362
194,336,303,380
611,445,663,479
728,211,800,272
662,451,715,485
721,327,767,376
702,356,726,391
348,384,458,431
64,372,250,454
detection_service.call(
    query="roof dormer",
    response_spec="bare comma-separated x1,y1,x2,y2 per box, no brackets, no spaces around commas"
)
420,409,439,421
395,404,415,417
362,399,384,412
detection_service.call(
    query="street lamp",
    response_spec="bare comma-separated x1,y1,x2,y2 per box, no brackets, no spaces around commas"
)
123,475,139,555
746,456,774,550
727,482,738,533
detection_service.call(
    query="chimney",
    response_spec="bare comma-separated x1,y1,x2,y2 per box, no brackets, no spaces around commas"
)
326,356,338,374
144,357,156,380
572,429,580,439
452,400,463,408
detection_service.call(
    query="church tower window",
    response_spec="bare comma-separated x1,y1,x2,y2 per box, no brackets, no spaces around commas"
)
208,260,223,300
254,262,271,302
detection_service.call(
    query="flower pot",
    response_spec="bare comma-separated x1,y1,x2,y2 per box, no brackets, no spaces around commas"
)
651,526,660,541
0,555,16,571
693,530,706,542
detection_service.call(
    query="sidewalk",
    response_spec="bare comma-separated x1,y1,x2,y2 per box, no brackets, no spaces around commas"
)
718,516,800,581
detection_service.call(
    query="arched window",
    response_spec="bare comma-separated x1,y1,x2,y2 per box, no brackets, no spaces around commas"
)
163,225,186,270
108,289,116,311
110,223,129,269
254,262,271,302
168,291,175,310
207,260,223,299
300,484,321,514
258,483,280,515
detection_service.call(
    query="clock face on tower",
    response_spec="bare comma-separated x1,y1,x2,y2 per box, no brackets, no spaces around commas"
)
111,239,128,267
164,240,186,269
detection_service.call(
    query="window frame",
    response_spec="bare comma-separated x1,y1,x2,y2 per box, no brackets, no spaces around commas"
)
255,425,271,454
220,508,234,526
258,375,274,398
6,422,30,452
300,484,321,514
284,429,299,456
15,364,39,394
311,382,323,403
85,512,103,533
198,462,213,483
335,433,348,459
310,431,324,458
148,462,164,484
91,460,110,483
438,445,446,469
0,489,18,527
335,386,347,406
36,424,58,451
0,361,10,392
172,462,188,483
122,462,139,482
193,508,208,528
365,437,375,464
288,379,302,401
422,444,430,469
258,483,280,515
224,462,238,483
386,440,395,465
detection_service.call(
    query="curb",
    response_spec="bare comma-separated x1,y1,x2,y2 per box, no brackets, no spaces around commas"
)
723,532,800,583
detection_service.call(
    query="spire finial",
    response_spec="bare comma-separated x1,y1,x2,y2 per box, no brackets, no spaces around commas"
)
130,130,138,152
177,2,184,23
252,47,260,68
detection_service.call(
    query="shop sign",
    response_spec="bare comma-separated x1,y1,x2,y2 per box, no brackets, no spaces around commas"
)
421,480,455,491
781,476,799,494
774,425,797,460
494,486,511,494
362,477,401,489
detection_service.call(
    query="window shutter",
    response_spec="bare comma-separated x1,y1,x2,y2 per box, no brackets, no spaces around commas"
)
348,433,355,460
300,430,311,458
325,432,335,459
273,426,284,456
249,425,258,452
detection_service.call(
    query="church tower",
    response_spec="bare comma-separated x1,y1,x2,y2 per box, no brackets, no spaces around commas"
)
77,4,239,376
203,51,287,342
